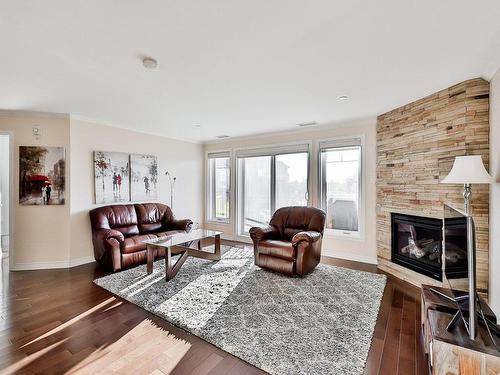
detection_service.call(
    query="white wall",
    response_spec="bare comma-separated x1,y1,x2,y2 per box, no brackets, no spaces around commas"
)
0,112,71,269
0,111,204,269
69,118,204,262
0,135,10,254
203,119,378,264
490,67,500,316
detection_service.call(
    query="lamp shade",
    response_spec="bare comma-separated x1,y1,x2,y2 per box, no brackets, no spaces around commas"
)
441,155,492,184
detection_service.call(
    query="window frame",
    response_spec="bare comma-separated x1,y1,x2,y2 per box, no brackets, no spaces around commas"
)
234,142,312,240
205,150,232,224
318,135,365,240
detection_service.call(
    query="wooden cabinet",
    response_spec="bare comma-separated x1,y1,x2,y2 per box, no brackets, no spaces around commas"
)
421,285,500,375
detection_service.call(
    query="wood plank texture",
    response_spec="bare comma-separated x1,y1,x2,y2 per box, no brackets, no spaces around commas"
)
376,78,490,295
0,248,427,374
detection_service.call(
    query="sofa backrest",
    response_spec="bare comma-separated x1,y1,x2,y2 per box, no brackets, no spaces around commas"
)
89,204,139,237
269,206,326,240
134,203,174,233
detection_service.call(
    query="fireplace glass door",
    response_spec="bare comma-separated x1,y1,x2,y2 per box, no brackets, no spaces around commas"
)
391,213,443,280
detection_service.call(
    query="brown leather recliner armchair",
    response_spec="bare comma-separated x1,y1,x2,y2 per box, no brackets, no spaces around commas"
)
249,206,326,276
89,203,193,272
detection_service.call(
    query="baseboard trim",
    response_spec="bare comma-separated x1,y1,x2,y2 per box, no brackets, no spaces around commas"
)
12,260,72,271
220,233,235,241
324,251,378,265
69,256,95,268
11,256,95,271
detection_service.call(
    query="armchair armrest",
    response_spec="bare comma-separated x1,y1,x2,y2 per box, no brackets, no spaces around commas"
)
168,218,193,232
249,225,278,242
292,231,321,246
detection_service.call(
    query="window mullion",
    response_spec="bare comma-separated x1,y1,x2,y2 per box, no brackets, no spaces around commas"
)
320,151,327,210
270,155,276,215
212,162,217,219
240,159,246,235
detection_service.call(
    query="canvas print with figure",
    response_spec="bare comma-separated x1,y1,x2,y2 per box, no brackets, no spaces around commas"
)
93,151,130,204
19,146,66,205
130,154,158,201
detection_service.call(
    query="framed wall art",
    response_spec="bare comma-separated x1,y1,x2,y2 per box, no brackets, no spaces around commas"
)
19,146,66,205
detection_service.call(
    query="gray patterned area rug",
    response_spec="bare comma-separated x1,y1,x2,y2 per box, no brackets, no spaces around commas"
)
94,246,386,375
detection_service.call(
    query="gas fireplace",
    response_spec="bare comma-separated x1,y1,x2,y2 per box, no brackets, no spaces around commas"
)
391,213,443,281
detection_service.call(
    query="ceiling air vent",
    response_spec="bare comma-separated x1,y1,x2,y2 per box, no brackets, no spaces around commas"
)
215,135,230,139
297,121,317,127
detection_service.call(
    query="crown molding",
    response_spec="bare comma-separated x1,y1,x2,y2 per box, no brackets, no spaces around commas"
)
202,116,376,145
0,109,69,119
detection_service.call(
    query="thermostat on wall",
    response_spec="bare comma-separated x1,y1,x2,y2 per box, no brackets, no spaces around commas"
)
32,126,41,138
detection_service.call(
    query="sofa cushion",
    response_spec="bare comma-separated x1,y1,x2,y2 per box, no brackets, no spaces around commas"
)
121,234,158,254
258,240,295,261
140,222,163,233
121,247,166,269
283,227,306,240
135,203,175,233
154,230,186,240
89,204,139,237
115,224,140,237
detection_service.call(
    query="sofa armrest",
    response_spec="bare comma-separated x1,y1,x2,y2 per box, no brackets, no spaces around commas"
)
168,219,193,232
292,231,321,246
91,229,125,271
249,225,278,243
93,228,125,244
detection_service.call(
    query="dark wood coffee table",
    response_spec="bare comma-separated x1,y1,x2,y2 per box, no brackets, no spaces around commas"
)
144,229,223,281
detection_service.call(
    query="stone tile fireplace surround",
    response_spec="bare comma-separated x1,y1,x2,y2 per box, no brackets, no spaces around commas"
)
376,78,490,296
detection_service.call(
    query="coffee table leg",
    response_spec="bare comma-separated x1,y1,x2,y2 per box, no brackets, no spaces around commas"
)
214,234,221,260
146,245,153,274
166,246,189,281
165,246,172,280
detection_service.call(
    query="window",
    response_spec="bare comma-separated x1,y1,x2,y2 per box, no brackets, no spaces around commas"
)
238,155,272,234
207,152,230,223
319,138,362,237
275,153,309,209
236,144,309,236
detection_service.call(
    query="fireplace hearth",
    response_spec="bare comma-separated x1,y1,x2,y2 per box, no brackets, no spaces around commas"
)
391,213,443,281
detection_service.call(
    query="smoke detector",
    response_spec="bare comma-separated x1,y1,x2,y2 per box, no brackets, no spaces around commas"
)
142,57,158,69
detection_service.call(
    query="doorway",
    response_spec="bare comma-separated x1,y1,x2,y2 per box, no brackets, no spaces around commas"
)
0,133,12,271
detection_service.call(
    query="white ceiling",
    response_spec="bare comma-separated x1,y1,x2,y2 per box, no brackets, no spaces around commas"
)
1,1,500,143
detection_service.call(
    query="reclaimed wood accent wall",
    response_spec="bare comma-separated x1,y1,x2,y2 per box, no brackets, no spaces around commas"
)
376,78,490,294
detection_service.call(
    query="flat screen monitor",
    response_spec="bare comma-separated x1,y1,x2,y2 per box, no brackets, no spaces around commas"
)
443,204,470,286
443,204,476,336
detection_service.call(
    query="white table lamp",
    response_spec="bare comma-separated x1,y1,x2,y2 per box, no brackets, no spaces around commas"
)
441,155,492,214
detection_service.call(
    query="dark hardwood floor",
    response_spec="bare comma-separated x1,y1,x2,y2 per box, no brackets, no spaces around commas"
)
0,246,427,374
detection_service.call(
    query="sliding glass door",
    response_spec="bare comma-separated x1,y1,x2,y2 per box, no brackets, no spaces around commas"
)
275,153,308,209
237,146,309,237
238,156,272,234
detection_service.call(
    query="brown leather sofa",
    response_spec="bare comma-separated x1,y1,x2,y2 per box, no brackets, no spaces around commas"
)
249,206,326,276
89,203,193,271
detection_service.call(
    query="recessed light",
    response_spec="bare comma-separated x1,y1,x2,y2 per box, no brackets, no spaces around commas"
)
297,121,317,127
216,135,230,139
338,95,349,101
142,57,158,69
